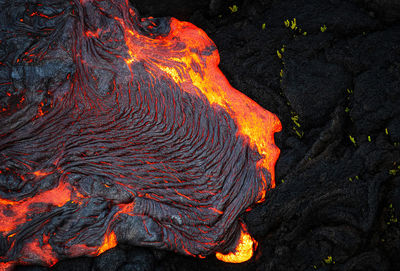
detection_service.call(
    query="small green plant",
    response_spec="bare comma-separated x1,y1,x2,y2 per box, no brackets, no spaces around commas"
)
323,256,334,264
290,111,304,138
291,115,301,127
385,128,389,135
290,18,297,30
348,175,359,182
276,45,285,59
284,19,290,27
389,163,400,175
262,23,266,30
294,128,304,138
229,5,238,13
283,18,308,35
349,135,356,146
368,135,371,142
320,25,327,32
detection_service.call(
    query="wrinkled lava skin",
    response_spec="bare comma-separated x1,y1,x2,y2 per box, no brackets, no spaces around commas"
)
0,0,281,269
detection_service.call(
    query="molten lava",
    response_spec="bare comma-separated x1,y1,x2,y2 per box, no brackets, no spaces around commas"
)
0,0,281,269
216,222,257,263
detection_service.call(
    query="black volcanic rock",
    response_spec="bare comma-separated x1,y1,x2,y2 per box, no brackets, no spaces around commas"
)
282,58,349,129
352,67,400,135
93,248,126,271
132,0,209,20
352,0,400,23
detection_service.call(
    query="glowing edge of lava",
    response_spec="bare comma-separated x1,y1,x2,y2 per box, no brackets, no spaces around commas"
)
120,14,282,201
215,222,257,263
0,3,282,267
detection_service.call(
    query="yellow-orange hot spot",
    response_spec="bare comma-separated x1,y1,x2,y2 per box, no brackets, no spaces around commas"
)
97,231,117,255
215,226,257,263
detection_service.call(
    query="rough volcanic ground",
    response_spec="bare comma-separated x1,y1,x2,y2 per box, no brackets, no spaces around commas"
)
13,0,400,270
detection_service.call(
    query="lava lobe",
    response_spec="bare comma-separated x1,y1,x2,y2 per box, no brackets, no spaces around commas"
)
0,0,281,269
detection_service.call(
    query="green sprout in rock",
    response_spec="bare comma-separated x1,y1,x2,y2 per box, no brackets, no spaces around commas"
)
290,18,297,30
276,45,285,59
291,115,301,127
283,18,308,35
349,135,356,146
348,175,359,182
293,128,304,138
323,256,335,264
229,5,238,13
262,23,266,30
320,24,327,32
389,166,400,176
290,111,304,138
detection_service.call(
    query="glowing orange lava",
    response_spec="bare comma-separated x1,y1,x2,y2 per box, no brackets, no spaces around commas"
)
216,223,257,263
0,0,281,268
120,15,281,202
0,181,73,233
97,231,118,255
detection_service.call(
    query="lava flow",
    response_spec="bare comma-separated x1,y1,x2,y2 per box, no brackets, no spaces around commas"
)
0,0,281,269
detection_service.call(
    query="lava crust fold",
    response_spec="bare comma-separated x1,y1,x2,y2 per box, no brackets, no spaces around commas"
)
0,0,281,269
